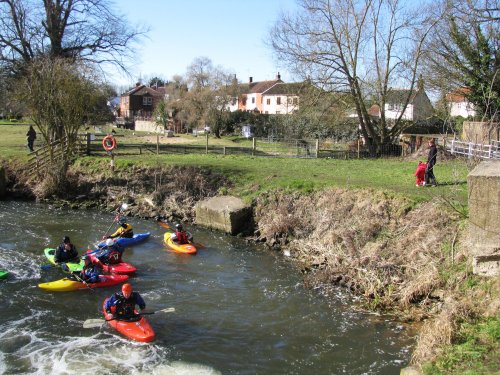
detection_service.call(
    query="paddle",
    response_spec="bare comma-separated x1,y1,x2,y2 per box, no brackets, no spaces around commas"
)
93,203,129,246
61,264,95,292
158,220,170,229
83,307,175,328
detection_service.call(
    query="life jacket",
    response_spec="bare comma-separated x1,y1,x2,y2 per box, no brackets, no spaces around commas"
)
176,230,188,244
120,224,134,238
114,292,138,318
107,250,122,264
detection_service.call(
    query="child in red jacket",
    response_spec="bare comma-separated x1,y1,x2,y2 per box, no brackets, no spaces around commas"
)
414,161,427,186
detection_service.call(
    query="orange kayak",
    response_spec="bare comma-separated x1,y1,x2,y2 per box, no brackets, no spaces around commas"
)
163,232,197,254
102,298,155,342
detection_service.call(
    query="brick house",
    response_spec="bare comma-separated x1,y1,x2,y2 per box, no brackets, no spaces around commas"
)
119,83,165,120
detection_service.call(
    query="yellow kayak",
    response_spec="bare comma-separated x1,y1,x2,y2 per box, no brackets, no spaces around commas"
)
163,232,197,254
38,274,129,292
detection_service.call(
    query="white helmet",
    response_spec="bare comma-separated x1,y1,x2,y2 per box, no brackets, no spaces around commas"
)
105,238,114,247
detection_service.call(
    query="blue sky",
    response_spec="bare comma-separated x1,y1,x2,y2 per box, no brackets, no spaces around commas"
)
112,0,298,87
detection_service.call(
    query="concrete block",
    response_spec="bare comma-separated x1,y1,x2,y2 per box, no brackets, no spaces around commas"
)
473,252,500,277
467,161,500,258
195,196,252,235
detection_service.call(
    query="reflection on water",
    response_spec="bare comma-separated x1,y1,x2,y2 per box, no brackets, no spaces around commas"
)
0,201,414,374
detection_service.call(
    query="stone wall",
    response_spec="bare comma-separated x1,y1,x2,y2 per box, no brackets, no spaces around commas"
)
467,161,500,276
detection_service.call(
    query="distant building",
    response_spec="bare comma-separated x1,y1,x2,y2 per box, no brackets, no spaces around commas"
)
383,88,434,121
446,88,477,118
261,82,305,114
119,83,165,119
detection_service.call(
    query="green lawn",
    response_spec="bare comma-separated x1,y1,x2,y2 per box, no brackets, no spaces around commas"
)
1,124,471,205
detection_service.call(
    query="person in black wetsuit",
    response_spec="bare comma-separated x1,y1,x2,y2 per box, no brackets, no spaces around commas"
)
54,236,78,263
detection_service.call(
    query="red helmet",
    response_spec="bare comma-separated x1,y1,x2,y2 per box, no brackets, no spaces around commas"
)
122,283,133,296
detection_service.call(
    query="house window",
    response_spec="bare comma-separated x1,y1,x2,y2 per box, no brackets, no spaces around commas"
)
277,97,281,105
252,97,255,104
266,98,270,105
293,98,298,105
388,103,402,111
143,97,152,106
287,97,292,104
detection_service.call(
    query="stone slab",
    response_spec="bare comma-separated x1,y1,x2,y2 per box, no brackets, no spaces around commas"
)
473,253,500,277
195,196,252,235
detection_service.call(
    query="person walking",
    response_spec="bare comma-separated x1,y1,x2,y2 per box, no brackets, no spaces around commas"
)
425,139,438,186
26,125,37,152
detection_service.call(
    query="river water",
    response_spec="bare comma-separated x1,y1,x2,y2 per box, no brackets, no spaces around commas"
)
0,201,414,374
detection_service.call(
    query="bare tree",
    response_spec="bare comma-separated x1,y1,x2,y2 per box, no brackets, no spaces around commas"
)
182,57,236,137
0,0,147,75
270,0,436,153
18,57,109,155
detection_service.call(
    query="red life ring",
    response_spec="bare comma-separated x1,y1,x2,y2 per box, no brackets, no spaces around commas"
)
102,135,117,151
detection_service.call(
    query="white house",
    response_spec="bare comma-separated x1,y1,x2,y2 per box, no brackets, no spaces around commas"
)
446,88,477,118
383,88,434,121
261,82,303,114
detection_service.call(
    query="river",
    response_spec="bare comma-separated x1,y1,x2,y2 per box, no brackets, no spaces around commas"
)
0,201,414,374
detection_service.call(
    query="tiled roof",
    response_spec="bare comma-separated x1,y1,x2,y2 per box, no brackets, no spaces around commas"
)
386,89,417,104
263,82,309,95
446,88,471,102
122,85,165,97
248,79,282,94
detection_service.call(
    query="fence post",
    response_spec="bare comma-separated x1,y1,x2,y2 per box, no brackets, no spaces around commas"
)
468,142,473,158
86,133,91,155
488,144,492,159
206,133,209,154
357,138,360,159
223,146,226,155
252,137,256,156
451,139,455,154
156,134,159,155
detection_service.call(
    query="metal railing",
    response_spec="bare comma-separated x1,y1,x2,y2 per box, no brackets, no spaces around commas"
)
448,139,500,159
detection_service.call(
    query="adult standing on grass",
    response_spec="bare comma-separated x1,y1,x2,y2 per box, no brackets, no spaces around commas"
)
26,125,36,152
425,139,438,186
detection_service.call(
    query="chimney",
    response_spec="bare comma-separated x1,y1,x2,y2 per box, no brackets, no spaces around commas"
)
276,72,281,80
249,77,253,83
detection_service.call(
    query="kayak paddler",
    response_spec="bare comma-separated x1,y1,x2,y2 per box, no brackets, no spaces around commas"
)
105,283,146,319
108,217,134,239
54,236,79,263
95,238,124,267
170,223,193,245
78,256,101,283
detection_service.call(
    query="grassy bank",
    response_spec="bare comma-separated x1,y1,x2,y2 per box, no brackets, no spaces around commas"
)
1,123,470,205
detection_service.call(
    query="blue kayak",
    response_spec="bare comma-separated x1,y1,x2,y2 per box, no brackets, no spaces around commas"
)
96,232,151,248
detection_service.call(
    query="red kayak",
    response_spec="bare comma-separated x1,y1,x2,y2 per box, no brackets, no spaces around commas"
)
102,298,155,342
86,250,137,275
